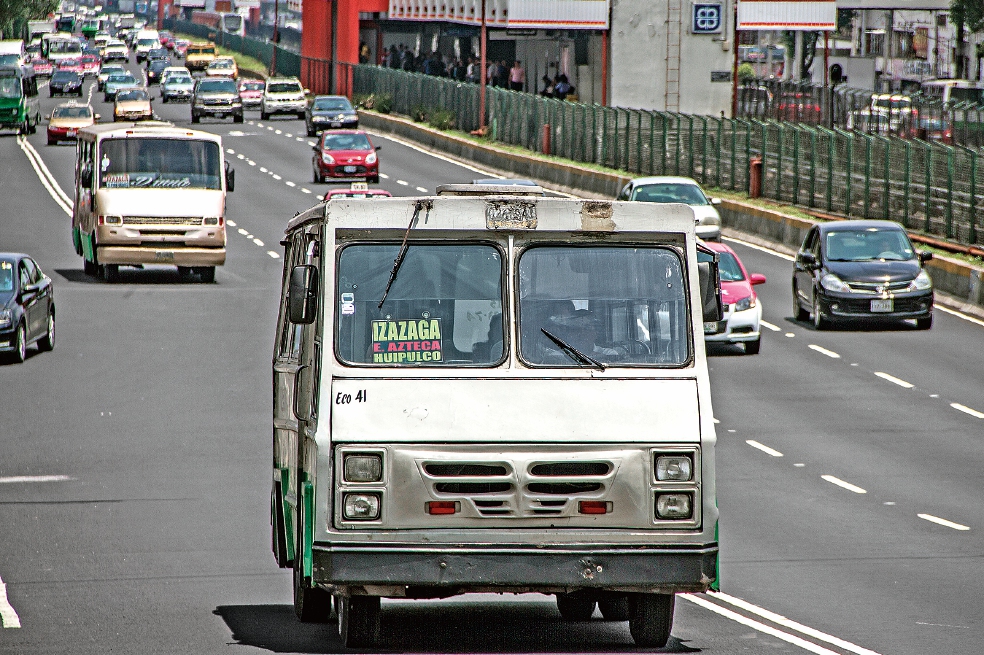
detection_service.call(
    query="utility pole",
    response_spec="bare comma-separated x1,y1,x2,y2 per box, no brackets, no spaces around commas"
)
479,0,487,130
270,0,279,76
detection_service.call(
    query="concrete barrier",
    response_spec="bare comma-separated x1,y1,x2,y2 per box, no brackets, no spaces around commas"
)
359,109,984,319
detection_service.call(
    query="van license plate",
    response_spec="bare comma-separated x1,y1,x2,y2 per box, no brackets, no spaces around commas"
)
67,129,77,136
704,322,719,334
871,298,893,312
155,251,175,261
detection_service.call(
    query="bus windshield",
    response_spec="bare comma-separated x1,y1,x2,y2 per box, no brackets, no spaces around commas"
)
49,40,83,57
0,75,21,99
336,244,504,366
98,138,222,190
519,246,690,366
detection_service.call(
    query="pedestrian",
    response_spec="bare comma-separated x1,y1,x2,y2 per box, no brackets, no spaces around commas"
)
497,60,509,87
487,60,498,86
466,57,477,83
554,74,571,99
509,60,525,91
539,74,554,97
386,45,398,69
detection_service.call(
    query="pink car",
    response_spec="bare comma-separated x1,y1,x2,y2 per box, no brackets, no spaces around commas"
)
237,79,264,109
31,58,54,76
700,240,766,354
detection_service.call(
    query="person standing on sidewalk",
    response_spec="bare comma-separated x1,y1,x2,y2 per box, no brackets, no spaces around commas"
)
509,60,525,91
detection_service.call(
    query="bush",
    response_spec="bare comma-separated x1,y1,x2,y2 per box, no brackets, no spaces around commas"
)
351,93,370,109
737,63,756,84
427,108,455,131
411,105,428,122
375,93,393,114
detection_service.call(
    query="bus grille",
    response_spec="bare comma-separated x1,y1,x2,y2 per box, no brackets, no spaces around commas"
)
123,216,202,226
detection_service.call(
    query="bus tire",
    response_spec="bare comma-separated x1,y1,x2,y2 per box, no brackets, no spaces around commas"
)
556,594,596,621
103,264,119,283
83,258,97,276
628,593,674,648
293,562,334,623
177,266,193,282
197,266,215,283
598,596,630,621
337,595,380,648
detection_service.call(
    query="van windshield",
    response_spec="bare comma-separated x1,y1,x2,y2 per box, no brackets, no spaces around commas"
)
0,75,21,98
336,244,504,366
519,246,690,366
98,137,222,190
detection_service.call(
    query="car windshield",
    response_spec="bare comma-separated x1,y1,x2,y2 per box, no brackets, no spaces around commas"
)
108,73,135,83
825,229,915,262
323,133,371,151
0,76,21,98
0,260,13,292
716,252,745,282
268,82,301,93
519,246,690,367
313,97,351,111
53,105,92,118
209,59,233,69
336,244,504,366
169,76,192,85
241,81,263,90
197,79,236,93
0,54,21,66
102,66,124,75
631,183,709,206
117,89,148,101
52,71,78,81
99,137,222,190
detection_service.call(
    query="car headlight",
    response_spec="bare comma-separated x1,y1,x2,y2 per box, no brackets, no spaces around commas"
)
321,152,335,164
343,493,380,520
820,272,851,292
734,295,756,311
0,309,11,329
655,455,693,481
910,269,933,291
365,152,377,165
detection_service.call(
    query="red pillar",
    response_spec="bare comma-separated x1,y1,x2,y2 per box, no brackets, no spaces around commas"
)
301,0,386,95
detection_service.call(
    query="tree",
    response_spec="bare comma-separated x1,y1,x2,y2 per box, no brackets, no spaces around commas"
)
0,0,59,40
951,0,984,78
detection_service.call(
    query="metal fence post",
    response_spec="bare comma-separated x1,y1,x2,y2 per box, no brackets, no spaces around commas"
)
924,145,932,233
946,145,955,238
971,150,979,243
903,140,912,228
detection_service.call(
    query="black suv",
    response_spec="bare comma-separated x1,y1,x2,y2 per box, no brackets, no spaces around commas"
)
190,77,243,123
304,95,358,136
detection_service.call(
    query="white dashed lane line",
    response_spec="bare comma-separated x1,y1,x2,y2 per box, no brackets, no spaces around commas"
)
227,220,237,227
397,180,409,186
874,372,914,389
808,344,840,359
272,174,282,180
301,188,312,194
416,186,428,193
267,251,280,259
918,514,970,531
821,475,867,494
286,181,296,187
759,320,781,332
0,475,73,484
379,173,389,179
950,403,984,419
746,440,783,457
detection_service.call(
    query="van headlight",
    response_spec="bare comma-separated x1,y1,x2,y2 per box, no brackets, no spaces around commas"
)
910,269,933,291
655,455,693,481
343,493,380,520
344,454,382,482
820,273,851,292
656,493,693,520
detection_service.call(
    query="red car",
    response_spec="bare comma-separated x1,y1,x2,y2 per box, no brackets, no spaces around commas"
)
57,58,85,75
237,78,264,109
80,54,101,76
311,130,381,184
159,31,175,50
31,58,54,76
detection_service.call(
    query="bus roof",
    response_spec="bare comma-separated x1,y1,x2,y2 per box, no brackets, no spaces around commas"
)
78,121,224,142
286,193,698,236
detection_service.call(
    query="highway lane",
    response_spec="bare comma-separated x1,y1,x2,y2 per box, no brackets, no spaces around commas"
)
2,59,983,654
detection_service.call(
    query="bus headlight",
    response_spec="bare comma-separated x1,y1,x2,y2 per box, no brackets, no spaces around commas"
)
655,455,693,481
343,493,380,520
344,454,382,482
656,493,693,520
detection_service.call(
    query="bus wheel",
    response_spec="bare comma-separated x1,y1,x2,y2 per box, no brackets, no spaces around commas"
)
197,267,215,283
103,264,119,283
556,594,596,621
628,592,674,648
337,595,380,648
598,596,630,621
292,563,334,623
83,258,97,276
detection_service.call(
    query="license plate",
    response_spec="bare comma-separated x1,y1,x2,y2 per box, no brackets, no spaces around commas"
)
871,298,893,312
703,321,719,334
343,166,357,173
67,129,77,136
155,251,175,261
331,121,341,128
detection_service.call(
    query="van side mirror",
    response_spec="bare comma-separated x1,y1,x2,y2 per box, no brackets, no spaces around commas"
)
697,261,723,324
225,162,235,192
799,252,817,268
80,166,93,188
918,251,933,263
292,364,313,421
288,264,319,324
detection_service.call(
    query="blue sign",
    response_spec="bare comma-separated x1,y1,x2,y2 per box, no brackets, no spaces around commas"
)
692,3,723,34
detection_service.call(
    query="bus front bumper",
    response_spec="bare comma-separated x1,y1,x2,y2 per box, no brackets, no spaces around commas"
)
312,542,717,595
97,246,226,267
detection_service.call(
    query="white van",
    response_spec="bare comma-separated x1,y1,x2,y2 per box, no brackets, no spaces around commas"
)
0,40,26,67
270,185,723,648
133,29,160,62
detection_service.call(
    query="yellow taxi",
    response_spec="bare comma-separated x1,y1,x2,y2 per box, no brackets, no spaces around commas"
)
47,102,97,145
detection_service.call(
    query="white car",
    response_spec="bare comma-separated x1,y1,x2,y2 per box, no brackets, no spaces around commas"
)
617,176,723,241
260,76,307,120
101,39,128,62
159,65,190,86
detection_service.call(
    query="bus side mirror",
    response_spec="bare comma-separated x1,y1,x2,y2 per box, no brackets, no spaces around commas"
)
225,162,235,191
697,261,723,323
289,265,319,324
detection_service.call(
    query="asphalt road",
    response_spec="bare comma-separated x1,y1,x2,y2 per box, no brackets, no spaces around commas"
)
1,58,983,655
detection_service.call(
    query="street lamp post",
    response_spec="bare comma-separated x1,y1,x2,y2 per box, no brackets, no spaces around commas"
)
270,0,279,76
479,0,487,130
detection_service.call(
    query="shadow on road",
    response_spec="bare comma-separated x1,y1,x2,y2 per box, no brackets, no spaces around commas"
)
215,602,702,653
54,267,212,285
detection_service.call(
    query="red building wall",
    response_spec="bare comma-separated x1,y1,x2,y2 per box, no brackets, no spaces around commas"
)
301,0,387,94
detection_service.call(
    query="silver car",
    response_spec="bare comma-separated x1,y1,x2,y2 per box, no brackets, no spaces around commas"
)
161,74,194,103
617,176,722,241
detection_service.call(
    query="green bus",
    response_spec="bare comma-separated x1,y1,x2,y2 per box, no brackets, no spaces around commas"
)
0,65,40,134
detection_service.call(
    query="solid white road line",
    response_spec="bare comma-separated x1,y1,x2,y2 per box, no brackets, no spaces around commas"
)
821,475,867,494
682,594,873,655
951,403,984,419
808,344,840,358
17,136,73,215
0,475,73,484
0,575,20,629
724,236,796,262
746,440,783,457
704,591,884,655
874,372,914,389
917,514,970,531
760,320,781,332
935,305,984,327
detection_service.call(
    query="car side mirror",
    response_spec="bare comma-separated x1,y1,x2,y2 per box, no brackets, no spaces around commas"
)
749,273,767,285
799,252,817,268
918,251,933,263
710,197,722,205
288,265,319,324
375,145,382,151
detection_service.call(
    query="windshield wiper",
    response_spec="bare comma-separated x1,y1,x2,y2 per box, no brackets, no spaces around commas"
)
540,328,606,371
378,199,432,309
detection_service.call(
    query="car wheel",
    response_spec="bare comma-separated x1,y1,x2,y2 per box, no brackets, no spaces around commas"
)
307,127,315,136
628,593,674,648
916,315,933,330
162,95,168,103
598,597,630,621
556,594,596,621
191,112,200,123
49,90,54,97
47,137,56,146
744,336,761,355
793,284,809,321
38,311,55,352
233,113,244,124
261,110,269,120
812,291,829,330
11,323,27,363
